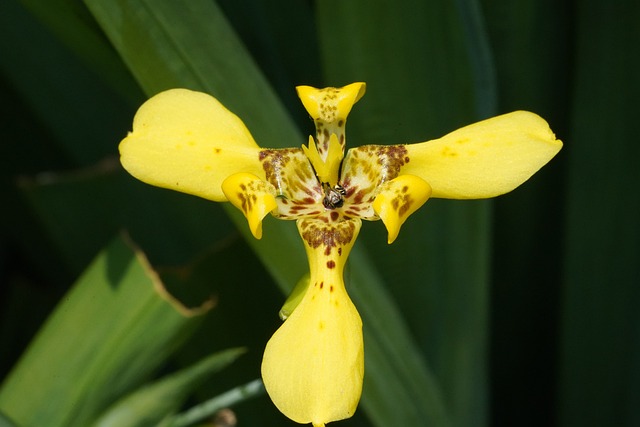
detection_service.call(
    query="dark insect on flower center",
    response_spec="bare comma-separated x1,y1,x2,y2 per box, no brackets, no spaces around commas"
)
323,183,346,209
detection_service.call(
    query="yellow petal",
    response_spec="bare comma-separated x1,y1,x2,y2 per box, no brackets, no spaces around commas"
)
296,83,366,125
262,218,364,426
403,111,563,199
119,88,264,202
296,83,366,164
372,175,432,244
302,134,343,186
221,173,277,239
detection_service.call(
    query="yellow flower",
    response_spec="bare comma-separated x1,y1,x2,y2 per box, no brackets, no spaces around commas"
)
119,83,562,426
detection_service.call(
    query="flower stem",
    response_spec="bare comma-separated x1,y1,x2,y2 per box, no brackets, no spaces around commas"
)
165,379,265,427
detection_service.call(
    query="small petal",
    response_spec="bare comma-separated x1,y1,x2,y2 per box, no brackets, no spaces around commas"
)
119,88,264,202
221,173,277,239
372,175,432,244
402,111,563,199
296,82,366,125
296,83,366,160
302,134,343,186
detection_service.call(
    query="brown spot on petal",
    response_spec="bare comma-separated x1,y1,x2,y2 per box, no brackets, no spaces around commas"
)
327,260,336,269
299,219,357,249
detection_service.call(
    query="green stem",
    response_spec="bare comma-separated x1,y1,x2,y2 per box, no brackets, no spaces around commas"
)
165,379,265,427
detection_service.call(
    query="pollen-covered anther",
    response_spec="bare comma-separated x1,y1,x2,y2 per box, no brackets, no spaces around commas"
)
372,174,432,244
221,172,277,239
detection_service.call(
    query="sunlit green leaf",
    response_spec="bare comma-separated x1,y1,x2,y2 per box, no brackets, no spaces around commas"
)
93,348,245,427
0,236,212,427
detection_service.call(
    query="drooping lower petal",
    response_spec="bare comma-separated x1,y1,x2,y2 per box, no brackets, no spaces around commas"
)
372,174,432,244
262,217,364,426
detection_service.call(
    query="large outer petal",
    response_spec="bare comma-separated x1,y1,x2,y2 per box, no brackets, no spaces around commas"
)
119,89,264,201
262,218,364,426
402,111,562,199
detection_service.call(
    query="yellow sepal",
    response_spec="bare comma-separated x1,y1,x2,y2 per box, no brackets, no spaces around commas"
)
221,172,277,239
403,111,563,199
119,88,264,202
262,286,363,425
372,175,432,244
262,218,364,426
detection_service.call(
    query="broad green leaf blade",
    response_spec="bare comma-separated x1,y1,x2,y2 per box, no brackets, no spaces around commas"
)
453,0,498,118
0,236,212,427
559,1,640,426
83,0,299,150
19,0,143,106
317,2,496,426
93,348,245,427
0,413,17,427
0,0,136,166
482,0,568,424
349,250,451,427
18,162,238,277
84,1,450,425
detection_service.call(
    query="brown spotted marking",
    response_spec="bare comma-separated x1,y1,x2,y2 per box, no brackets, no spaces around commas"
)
235,180,267,216
390,186,415,219
260,147,324,219
299,217,358,249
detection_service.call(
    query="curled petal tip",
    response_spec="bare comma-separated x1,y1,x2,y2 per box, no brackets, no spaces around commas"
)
221,172,277,239
372,175,432,244
296,83,366,123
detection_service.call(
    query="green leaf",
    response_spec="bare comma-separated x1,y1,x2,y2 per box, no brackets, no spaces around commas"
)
93,348,245,427
559,1,640,426
0,412,18,427
0,0,137,166
0,236,212,427
83,0,299,150
19,0,144,106
164,379,264,427
482,0,568,424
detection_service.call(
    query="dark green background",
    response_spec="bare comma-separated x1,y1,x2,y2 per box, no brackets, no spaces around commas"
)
1,0,638,426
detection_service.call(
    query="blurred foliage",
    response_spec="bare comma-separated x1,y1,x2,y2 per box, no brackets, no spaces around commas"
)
0,0,638,427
